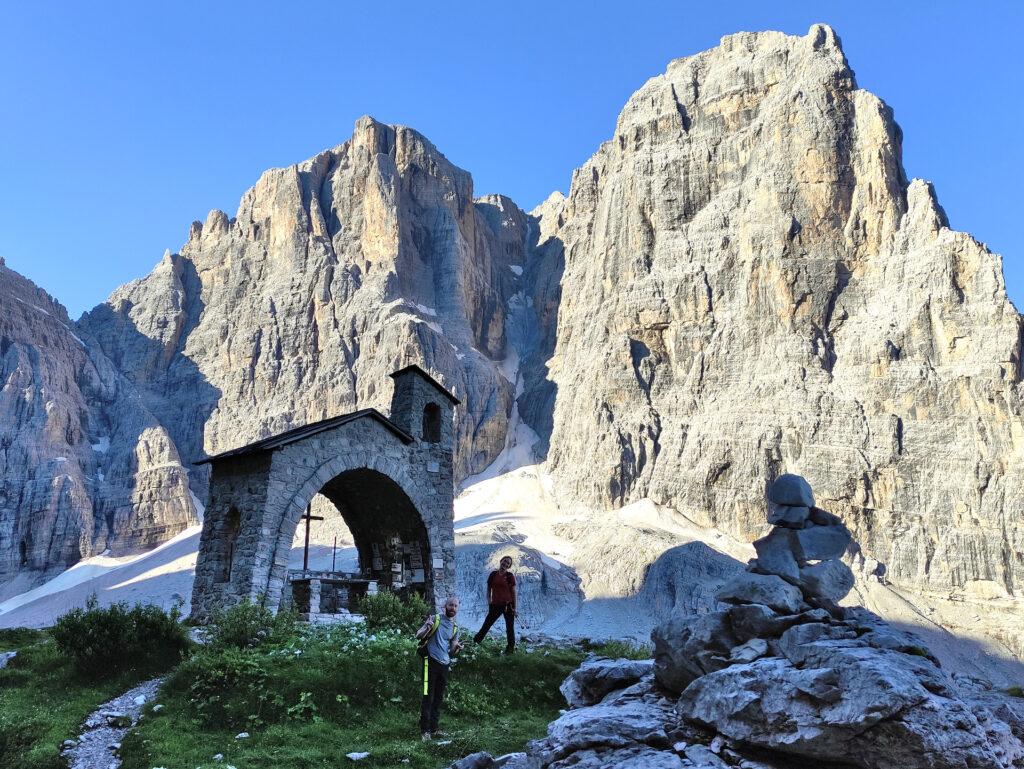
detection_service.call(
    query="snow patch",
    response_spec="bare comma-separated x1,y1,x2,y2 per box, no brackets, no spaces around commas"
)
509,265,523,276
190,491,206,522
0,524,201,619
91,437,111,454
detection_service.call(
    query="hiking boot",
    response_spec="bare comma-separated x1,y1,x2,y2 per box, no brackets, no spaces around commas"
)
421,731,432,742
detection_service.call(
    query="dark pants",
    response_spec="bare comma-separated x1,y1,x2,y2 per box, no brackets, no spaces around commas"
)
420,655,450,733
474,603,515,651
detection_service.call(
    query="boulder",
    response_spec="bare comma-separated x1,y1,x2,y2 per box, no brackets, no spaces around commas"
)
798,559,855,602
715,572,806,615
492,754,534,769
559,657,654,708
808,507,843,527
449,754,494,769
777,622,859,665
793,524,852,561
725,604,830,643
543,746,685,768
682,745,730,768
727,638,768,664
531,699,675,766
653,612,736,693
767,474,814,508
677,644,1024,769
724,604,785,642
766,502,810,529
751,528,801,581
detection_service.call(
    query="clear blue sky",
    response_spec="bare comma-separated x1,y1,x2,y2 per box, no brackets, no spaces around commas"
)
2,1,1021,317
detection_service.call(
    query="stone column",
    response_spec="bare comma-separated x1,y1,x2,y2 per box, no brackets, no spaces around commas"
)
309,578,322,616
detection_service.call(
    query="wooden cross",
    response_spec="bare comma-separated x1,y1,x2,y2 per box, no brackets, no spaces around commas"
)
301,504,325,571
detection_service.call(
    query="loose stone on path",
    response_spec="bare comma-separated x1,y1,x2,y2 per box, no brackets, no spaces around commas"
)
62,677,163,769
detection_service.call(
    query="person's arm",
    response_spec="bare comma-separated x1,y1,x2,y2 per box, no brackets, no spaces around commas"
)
415,615,434,640
510,574,518,614
486,572,493,605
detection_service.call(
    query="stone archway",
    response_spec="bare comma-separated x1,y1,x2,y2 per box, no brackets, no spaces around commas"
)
192,367,459,623
262,451,441,612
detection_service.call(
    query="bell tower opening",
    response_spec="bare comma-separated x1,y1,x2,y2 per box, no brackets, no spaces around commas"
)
422,402,442,443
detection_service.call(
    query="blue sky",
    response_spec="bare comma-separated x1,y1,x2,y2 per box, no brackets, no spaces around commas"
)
1,2,1021,317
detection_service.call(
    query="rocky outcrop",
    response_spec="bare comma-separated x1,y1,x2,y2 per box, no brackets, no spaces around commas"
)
535,24,1024,608
450,476,1024,769
0,260,195,595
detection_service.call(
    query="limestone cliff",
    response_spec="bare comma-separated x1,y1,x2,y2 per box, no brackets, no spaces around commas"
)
533,25,1024,605
0,259,195,596
2,25,1022,631
79,118,525,483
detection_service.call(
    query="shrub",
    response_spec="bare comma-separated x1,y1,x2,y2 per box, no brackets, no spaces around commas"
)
51,597,189,678
179,647,283,729
582,639,652,660
207,599,297,649
1007,686,1024,698
355,591,431,634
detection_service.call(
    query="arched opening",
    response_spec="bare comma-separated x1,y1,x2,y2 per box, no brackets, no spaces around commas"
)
422,402,441,443
216,506,241,583
283,468,432,613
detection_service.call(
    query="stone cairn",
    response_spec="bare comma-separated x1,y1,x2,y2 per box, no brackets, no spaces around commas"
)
448,474,1024,769
746,472,855,606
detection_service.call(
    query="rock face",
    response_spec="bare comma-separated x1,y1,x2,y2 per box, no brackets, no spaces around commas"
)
2,24,1024,636
79,119,527,486
0,260,195,595
449,477,1024,769
535,25,1024,608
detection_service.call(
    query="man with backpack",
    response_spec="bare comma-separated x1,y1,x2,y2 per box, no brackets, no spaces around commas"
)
415,595,464,741
472,555,517,654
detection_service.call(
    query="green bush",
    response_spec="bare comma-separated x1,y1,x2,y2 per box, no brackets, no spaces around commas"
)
179,647,283,729
355,591,431,633
582,639,652,660
1007,685,1024,698
51,597,189,678
207,599,297,649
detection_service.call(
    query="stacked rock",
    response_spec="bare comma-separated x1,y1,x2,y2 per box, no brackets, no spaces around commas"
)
749,473,855,605
448,475,1024,769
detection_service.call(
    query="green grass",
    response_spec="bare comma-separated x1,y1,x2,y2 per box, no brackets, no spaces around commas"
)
1007,685,1024,698
119,624,584,769
1,603,586,769
0,628,150,769
580,638,652,660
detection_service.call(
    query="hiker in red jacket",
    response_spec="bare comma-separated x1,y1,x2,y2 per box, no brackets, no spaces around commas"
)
473,555,517,654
